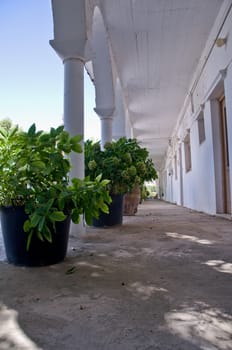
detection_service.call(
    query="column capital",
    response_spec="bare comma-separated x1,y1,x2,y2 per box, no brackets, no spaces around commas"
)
94,107,115,118
50,39,86,62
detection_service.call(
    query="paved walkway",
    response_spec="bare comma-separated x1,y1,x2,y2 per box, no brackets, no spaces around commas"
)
0,200,232,350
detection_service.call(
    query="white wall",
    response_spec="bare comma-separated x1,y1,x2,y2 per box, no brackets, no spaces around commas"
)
163,5,232,215
181,102,216,214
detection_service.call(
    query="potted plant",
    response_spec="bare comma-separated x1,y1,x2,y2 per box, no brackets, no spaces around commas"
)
0,124,111,266
120,138,158,215
84,137,158,224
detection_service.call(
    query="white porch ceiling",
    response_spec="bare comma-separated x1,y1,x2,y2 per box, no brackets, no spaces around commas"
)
97,0,223,169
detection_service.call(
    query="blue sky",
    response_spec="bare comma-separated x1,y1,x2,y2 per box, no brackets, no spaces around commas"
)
0,0,100,139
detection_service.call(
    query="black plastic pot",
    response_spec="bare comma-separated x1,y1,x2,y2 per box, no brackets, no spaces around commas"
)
0,205,71,267
93,194,124,227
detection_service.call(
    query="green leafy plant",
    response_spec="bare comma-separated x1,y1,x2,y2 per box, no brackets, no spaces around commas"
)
140,184,150,201
85,137,158,195
0,124,111,249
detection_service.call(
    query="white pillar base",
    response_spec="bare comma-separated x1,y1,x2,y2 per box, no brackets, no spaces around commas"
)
69,219,85,237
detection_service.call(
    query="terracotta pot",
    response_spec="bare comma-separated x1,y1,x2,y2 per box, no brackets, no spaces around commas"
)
123,184,141,216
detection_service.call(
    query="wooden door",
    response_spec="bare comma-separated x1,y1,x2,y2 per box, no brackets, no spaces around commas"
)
219,96,231,213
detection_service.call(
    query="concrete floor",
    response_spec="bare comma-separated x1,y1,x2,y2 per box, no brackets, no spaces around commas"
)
0,200,232,350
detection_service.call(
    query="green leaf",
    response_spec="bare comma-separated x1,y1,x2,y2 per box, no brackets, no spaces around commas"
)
28,124,36,136
30,213,41,227
85,211,93,226
39,133,50,143
65,266,76,275
44,198,54,213
100,203,109,214
23,219,31,232
8,126,18,138
101,179,110,186
31,161,46,171
58,197,65,210
71,208,80,224
49,211,66,222
37,230,44,241
71,135,82,144
95,174,102,182
43,226,52,243
26,231,33,251
60,131,69,142
50,127,56,137
71,143,82,153
62,144,72,153
38,216,45,232
71,177,82,187
0,127,7,139
56,125,64,134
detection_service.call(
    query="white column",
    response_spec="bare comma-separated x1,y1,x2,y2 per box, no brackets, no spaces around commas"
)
50,0,87,235
63,58,85,235
49,49,86,236
50,0,86,179
92,7,115,148
100,117,113,147
94,107,114,149
64,58,84,179
112,80,126,140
